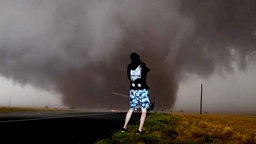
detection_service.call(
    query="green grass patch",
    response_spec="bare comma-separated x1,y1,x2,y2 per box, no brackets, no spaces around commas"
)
95,113,187,144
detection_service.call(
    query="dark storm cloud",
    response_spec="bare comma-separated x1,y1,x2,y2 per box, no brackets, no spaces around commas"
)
177,0,256,76
0,0,256,110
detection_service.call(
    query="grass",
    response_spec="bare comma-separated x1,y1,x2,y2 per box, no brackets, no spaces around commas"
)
174,113,256,144
0,106,70,113
95,112,256,144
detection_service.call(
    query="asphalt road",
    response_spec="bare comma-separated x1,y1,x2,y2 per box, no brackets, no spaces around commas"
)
0,111,143,144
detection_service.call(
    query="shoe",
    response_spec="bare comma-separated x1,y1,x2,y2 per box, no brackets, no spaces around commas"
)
136,130,145,135
120,127,128,133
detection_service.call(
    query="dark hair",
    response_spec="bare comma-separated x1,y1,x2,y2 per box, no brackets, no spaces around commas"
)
130,52,141,63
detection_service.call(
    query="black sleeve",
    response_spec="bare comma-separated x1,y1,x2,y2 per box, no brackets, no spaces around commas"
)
127,65,131,80
141,62,149,81
142,62,150,73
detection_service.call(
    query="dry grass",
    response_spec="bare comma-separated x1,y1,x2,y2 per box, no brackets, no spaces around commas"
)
0,106,69,113
174,113,256,144
96,112,256,144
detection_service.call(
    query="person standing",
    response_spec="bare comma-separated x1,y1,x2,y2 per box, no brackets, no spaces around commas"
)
121,52,150,135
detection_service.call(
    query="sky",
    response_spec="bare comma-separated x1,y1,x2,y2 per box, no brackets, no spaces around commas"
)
0,0,256,114
174,62,256,114
0,76,62,108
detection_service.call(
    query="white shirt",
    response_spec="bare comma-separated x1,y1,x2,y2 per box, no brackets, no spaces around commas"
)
130,65,141,81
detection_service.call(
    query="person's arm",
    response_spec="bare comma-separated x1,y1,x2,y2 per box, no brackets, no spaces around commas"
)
141,62,149,81
144,64,150,73
127,65,131,80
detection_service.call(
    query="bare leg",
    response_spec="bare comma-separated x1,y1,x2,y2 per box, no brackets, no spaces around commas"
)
123,109,134,129
138,108,147,131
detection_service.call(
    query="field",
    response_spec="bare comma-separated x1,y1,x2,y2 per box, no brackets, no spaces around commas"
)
96,112,256,144
0,106,69,113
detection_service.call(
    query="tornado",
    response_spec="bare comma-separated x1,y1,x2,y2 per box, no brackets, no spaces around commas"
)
0,0,256,111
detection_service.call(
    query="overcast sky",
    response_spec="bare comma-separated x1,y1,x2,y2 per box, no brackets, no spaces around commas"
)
0,0,256,114
174,62,256,114
0,76,62,108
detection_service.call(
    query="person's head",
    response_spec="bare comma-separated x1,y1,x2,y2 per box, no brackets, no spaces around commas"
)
130,52,141,63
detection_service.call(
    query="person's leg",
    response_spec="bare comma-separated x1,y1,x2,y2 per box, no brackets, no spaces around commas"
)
137,89,150,132
123,89,137,129
123,109,134,129
138,108,147,131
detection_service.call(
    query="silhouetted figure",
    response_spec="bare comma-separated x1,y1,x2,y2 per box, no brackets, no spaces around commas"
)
121,52,150,135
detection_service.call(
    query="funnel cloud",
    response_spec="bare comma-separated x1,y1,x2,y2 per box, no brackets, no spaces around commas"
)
0,0,256,111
